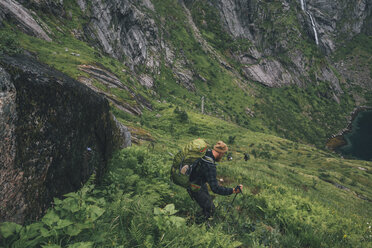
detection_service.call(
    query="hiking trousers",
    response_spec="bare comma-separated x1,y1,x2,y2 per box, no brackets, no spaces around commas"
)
188,184,215,219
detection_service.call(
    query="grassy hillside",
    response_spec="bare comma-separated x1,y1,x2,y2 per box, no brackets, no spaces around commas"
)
1,0,372,247
1,110,371,247
0,0,363,147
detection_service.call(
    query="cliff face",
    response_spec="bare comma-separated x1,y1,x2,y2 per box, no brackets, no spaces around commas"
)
0,0,52,41
213,0,371,54
78,0,160,70
0,54,130,224
2,0,370,90
204,0,371,88
307,0,371,51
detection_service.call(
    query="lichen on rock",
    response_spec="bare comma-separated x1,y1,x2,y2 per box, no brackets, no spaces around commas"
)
0,54,130,224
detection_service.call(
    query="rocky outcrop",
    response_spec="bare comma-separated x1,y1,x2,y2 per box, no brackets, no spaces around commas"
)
79,0,160,71
191,0,370,89
112,115,132,149
188,0,307,87
2,0,370,96
0,0,51,41
17,0,65,16
76,0,201,91
242,59,298,87
77,64,152,115
0,54,130,224
0,6,5,25
214,0,258,41
319,67,343,94
334,59,372,92
212,0,371,54
306,0,371,54
138,74,154,89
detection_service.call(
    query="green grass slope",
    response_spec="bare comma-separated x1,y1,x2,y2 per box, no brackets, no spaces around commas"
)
1,110,371,248
1,0,372,247
1,0,366,147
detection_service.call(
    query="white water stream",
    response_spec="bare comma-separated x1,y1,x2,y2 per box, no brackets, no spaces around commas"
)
300,0,319,45
300,0,305,11
308,13,319,45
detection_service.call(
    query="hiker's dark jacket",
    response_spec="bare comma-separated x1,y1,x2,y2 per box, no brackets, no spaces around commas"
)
189,149,233,195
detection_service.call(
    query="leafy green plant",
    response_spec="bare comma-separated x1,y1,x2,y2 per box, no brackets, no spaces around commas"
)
0,29,22,55
188,125,199,135
228,135,236,145
1,0,372,247
173,107,189,122
0,177,104,248
153,204,185,232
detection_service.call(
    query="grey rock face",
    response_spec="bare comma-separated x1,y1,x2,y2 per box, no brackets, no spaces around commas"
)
0,54,128,224
82,0,160,70
213,0,371,53
76,0,87,12
78,0,195,90
242,59,296,87
0,0,51,41
112,114,132,149
215,0,257,40
0,67,24,222
0,67,16,179
202,0,370,89
319,67,343,95
77,64,152,115
0,6,5,25
306,0,370,54
17,0,65,16
334,60,372,91
139,74,154,89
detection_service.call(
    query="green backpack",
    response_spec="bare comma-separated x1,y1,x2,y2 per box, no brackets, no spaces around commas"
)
170,138,209,191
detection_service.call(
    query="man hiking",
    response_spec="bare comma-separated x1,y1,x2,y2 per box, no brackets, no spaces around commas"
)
188,141,243,222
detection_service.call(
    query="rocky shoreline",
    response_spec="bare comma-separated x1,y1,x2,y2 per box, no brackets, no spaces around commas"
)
326,106,372,150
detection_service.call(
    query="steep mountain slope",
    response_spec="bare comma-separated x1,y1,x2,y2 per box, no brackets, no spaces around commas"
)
1,109,371,247
1,0,371,147
0,0,372,247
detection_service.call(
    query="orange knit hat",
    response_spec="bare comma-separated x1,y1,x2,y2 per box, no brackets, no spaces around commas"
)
213,141,228,153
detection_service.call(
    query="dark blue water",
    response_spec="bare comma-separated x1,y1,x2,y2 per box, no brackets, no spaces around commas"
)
337,110,372,161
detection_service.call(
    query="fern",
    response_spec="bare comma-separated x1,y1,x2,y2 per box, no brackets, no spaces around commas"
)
129,219,145,246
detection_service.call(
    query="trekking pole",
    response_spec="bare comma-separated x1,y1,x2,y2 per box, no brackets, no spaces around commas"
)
231,185,243,205
225,185,243,217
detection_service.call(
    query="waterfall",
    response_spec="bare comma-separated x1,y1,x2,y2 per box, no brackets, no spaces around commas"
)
300,0,319,45
300,0,305,11
308,13,319,45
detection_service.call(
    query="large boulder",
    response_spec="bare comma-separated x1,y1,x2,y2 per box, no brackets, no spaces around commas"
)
0,54,130,224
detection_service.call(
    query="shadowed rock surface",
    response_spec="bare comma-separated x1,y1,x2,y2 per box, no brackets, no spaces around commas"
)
0,54,130,224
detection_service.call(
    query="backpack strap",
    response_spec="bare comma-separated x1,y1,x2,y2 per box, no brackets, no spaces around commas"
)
189,158,201,172
201,155,215,165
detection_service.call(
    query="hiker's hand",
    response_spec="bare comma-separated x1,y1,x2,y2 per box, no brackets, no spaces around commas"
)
233,184,243,194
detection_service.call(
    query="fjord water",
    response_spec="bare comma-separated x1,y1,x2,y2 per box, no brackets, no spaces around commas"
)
338,110,372,161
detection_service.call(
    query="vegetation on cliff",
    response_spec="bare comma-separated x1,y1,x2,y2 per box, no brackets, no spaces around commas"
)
1,0,372,247
1,0,369,147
